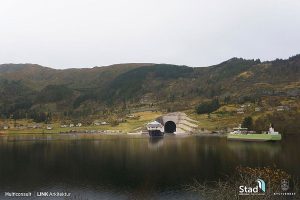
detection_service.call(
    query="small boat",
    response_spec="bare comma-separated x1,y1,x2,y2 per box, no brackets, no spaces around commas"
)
227,124,281,142
146,121,164,137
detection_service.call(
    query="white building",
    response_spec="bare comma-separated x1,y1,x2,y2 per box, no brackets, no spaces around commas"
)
255,107,261,112
236,108,245,114
76,123,82,127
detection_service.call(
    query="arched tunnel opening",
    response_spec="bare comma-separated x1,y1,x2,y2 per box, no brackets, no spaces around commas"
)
164,121,176,133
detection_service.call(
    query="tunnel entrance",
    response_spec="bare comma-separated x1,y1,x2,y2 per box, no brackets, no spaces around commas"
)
164,121,176,133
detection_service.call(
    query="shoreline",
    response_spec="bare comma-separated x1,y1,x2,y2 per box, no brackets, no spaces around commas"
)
0,131,224,140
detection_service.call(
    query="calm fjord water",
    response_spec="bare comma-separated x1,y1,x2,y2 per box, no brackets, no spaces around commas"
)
0,134,299,199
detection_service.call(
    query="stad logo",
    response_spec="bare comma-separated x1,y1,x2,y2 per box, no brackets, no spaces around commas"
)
281,179,289,191
239,179,266,195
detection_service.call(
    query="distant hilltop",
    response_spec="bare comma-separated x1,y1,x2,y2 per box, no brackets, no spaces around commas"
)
0,54,299,118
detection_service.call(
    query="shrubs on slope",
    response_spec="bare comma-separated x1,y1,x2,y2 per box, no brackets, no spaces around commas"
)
196,99,220,114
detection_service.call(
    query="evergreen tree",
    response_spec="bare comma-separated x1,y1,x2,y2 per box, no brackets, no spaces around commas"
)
196,99,220,114
242,116,253,130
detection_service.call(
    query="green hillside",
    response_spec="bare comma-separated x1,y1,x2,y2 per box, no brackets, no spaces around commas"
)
0,55,299,121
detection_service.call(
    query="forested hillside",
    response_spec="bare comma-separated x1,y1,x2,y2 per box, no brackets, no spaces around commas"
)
0,55,299,120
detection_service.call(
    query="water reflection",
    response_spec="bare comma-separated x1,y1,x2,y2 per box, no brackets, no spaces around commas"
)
0,134,299,199
148,137,164,150
227,141,281,159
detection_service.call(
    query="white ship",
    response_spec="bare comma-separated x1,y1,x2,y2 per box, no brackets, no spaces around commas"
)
146,121,164,137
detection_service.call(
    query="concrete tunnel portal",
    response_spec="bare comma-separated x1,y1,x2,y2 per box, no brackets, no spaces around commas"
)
155,112,198,134
164,121,176,133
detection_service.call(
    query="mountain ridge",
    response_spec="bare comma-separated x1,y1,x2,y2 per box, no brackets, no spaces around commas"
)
0,55,299,119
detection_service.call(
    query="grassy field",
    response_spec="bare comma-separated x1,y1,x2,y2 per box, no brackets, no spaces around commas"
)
187,104,268,131
189,112,243,131
114,111,162,132
1,103,296,135
0,111,162,134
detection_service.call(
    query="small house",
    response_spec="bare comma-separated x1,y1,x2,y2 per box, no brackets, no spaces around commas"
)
33,124,41,129
76,123,82,127
276,106,290,112
236,108,245,114
126,114,136,118
117,118,125,123
94,122,100,126
255,107,261,112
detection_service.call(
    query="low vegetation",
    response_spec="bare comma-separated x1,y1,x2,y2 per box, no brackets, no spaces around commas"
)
242,116,254,130
196,99,220,114
253,112,300,135
185,166,300,200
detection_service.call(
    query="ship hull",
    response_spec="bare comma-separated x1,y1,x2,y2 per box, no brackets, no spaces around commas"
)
227,133,281,142
148,130,164,137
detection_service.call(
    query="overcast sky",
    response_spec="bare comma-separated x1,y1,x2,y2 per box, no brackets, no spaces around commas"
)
1,0,300,69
